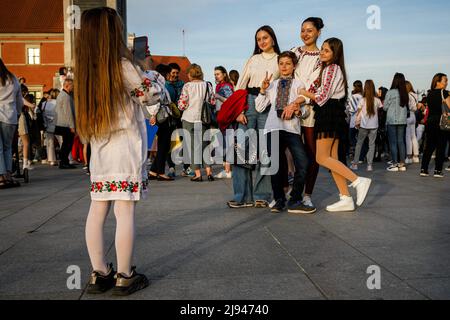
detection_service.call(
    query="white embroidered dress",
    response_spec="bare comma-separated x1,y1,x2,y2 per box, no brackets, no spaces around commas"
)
89,58,161,201
291,47,322,127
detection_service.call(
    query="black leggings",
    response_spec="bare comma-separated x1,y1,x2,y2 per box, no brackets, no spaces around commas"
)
151,121,172,174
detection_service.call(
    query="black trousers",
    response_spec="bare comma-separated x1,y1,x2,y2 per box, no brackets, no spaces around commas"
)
421,125,448,172
151,121,172,174
54,126,74,165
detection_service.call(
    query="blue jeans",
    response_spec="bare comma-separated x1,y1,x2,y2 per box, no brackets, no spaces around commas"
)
387,124,406,164
0,122,17,175
232,94,271,203
268,131,309,202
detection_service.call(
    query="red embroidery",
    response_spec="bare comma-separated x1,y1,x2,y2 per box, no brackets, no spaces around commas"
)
316,64,337,105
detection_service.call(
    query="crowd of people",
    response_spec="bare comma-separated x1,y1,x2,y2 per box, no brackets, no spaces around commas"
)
0,7,449,296
0,59,91,189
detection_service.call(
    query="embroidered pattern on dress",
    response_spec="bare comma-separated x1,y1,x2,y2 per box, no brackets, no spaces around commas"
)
316,64,337,105
131,78,152,97
91,180,141,193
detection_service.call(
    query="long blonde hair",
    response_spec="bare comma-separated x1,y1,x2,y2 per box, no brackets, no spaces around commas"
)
74,7,132,141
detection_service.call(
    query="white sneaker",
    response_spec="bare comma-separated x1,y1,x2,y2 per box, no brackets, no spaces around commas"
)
350,177,372,206
398,165,407,172
350,163,358,170
302,196,314,208
214,170,232,179
23,160,34,170
387,164,399,172
269,199,276,209
41,159,48,164
326,195,355,212
405,158,412,164
446,166,450,172
413,156,420,164
367,165,373,172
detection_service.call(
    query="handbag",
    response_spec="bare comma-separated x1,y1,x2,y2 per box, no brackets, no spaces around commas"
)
201,82,216,126
156,105,169,124
439,89,450,131
233,125,258,170
168,102,181,119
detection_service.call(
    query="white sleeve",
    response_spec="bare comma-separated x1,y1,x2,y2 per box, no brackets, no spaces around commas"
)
255,82,273,113
296,80,310,104
122,59,161,108
255,92,270,113
236,57,252,90
409,94,417,111
315,64,340,106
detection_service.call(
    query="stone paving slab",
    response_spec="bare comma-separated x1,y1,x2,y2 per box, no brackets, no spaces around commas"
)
0,161,449,300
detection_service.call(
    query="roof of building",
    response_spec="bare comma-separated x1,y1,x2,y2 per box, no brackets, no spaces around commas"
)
151,55,192,82
0,0,64,33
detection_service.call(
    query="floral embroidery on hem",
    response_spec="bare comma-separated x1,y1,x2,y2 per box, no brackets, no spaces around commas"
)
91,180,142,193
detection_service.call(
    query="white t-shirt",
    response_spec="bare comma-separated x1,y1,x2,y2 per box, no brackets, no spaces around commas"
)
357,97,382,129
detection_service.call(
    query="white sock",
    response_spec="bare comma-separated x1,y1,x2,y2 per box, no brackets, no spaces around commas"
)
85,200,111,274
114,200,136,277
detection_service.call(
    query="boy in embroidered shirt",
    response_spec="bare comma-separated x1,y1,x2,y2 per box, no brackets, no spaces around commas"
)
255,51,314,214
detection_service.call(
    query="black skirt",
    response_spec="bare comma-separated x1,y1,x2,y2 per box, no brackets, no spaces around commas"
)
313,98,348,140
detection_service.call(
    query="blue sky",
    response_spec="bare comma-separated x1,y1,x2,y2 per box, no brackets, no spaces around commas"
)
128,0,450,93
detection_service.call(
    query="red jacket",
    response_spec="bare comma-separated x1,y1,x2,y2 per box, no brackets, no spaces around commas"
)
217,89,248,131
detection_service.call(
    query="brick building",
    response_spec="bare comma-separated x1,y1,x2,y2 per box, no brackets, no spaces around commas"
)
0,0,65,101
0,0,126,101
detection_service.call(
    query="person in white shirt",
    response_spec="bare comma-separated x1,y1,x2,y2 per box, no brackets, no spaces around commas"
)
347,81,364,158
290,17,324,209
178,64,216,182
351,80,382,171
0,59,23,188
228,25,281,209
300,38,372,212
405,81,420,164
255,51,314,213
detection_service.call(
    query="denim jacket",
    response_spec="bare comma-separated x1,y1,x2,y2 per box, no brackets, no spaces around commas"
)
383,89,407,125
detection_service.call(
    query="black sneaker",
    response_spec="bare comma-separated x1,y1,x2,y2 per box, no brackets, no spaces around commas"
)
287,200,317,214
112,267,149,296
434,170,444,178
227,201,254,209
86,263,116,294
271,199,286,213
420,169,429,177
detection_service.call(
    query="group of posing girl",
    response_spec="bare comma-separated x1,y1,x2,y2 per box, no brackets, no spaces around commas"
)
227,18,372,214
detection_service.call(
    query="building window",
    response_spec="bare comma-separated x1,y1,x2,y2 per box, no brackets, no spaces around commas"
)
26,46,40,65
27,87,43,105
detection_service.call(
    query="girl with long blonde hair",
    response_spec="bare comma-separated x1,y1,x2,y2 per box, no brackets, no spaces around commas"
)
75,7,160,296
